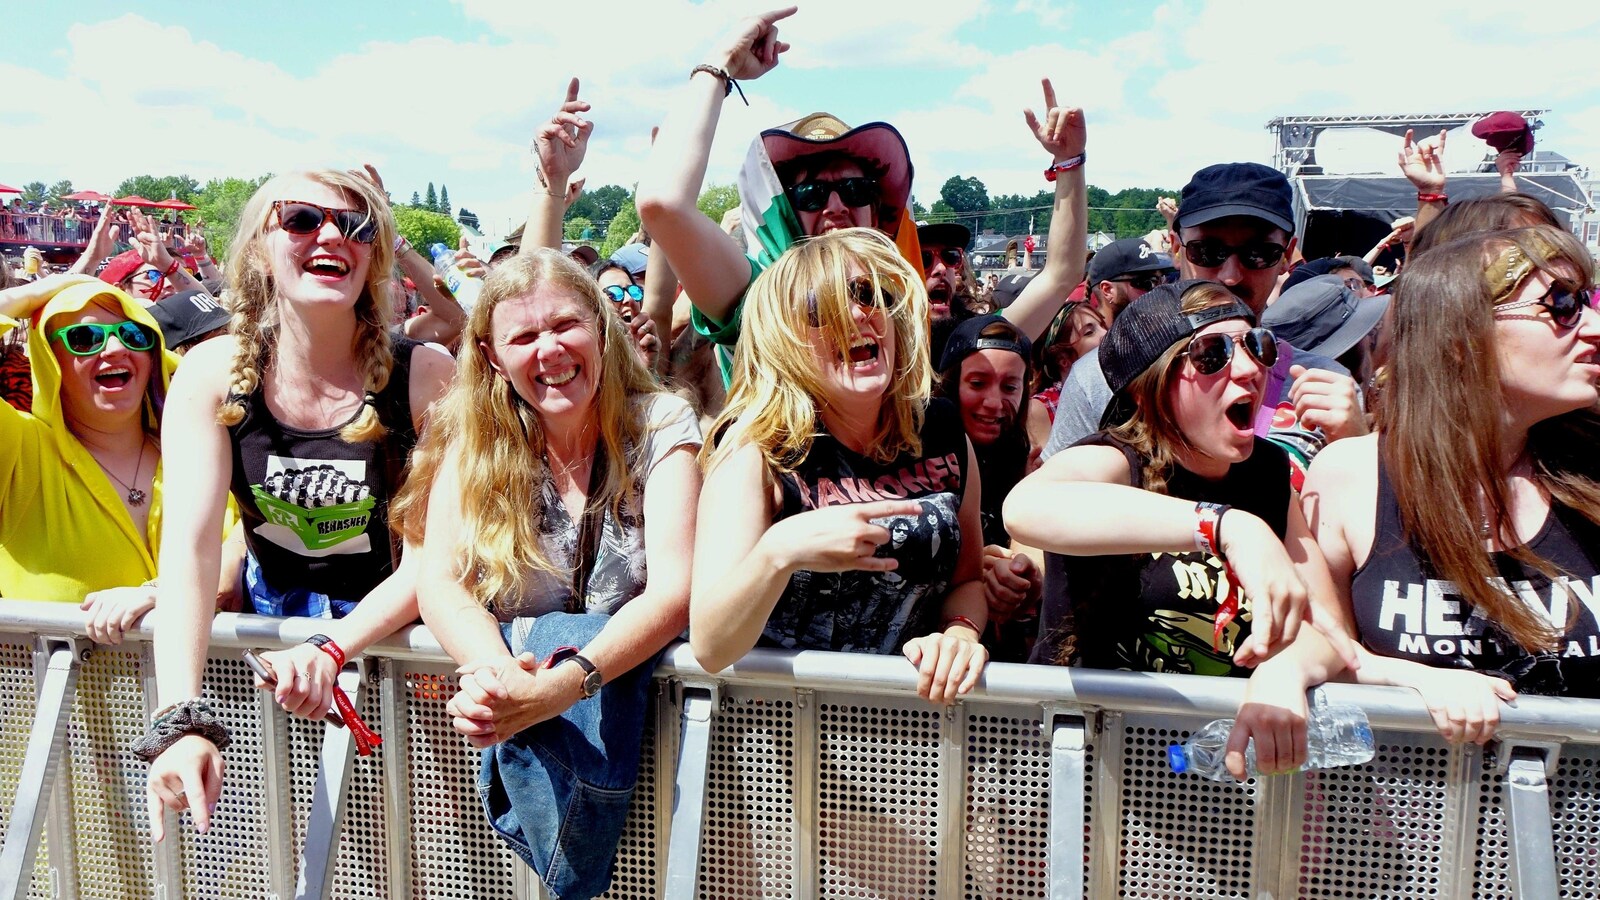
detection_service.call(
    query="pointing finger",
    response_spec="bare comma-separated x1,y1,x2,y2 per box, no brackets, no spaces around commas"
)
1041,77,1057,111
565,76,579,103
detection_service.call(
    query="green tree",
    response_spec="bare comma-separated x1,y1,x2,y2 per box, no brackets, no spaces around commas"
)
425,182,438,213
439,185,451,216
47,180,75,204
112,175,199,202
911,198,929,220
926,199,957,224
194,174,272,263
696,183,740,225
598,199,640,258
409,191,422,208
563,216,595,242
393,207,460,256
22,182,46,203
565,184,631,228
938,176,991,219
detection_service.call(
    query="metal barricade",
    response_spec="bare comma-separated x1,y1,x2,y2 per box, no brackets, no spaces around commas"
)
3,598,1600,899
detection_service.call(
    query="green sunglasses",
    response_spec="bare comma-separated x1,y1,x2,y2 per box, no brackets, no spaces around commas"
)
51,321,159,356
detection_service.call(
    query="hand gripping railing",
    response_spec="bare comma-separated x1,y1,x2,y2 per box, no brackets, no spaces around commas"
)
5,598,1600,899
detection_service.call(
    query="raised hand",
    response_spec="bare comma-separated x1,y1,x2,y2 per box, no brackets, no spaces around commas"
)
533,77,593,188
713,7,796,80
1398,128,1447,193
1022,78,1086,162
127,208,176,270
1156,196,1179,227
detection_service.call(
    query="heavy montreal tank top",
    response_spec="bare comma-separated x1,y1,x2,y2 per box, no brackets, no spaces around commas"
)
229,337,419,604
760,398,969,655
1351,452,1600,697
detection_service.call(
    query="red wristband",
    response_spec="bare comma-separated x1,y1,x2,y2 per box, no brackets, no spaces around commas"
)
307,636,383,755
1195,502,1228,559
944,615,983,635
1416,192,1448,204
1043,153,1086,182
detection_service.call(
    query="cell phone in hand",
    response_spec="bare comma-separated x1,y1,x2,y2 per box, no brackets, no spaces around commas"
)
241,649,346,727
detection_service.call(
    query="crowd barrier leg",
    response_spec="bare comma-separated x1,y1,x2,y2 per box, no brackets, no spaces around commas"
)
0,637,83,900
663,680,718,898
1045,708,1088,900
293,660,368,899
377,659,413,900
1501,742,1561,899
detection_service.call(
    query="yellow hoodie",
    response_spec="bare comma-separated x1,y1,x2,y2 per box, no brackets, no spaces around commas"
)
0,281,180,601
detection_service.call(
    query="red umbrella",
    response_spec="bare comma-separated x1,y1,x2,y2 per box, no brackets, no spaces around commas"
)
152,198,197,211
112,195,161,207
0,183,21,196
63,190,112,202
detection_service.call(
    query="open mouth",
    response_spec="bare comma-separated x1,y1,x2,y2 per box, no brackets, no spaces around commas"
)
303,255,351,279
537,367,578,387
1224,397,1255,431
95,368,133,389
844,337,881,367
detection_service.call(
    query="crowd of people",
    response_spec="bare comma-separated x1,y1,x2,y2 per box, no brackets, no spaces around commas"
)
2,7,1598,895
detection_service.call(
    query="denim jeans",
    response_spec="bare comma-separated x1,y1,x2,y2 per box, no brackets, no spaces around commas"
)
479,612,661,900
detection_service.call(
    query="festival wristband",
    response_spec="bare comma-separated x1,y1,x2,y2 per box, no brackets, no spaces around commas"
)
1416,192,1448,204
1043,153,1086,182
1194,502,1229,559
307,636,384,756
943,615,983,636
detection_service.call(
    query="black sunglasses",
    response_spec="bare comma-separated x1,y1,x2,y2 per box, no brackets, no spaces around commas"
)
1183,326,1278,376
51,320,159,356
1113,269,1179,292
603,284,644,304
921,248,964,270
1182,239,1287,271
272,200,379,244
1495,283,1595,329
787,177,880,213
805,276,900,327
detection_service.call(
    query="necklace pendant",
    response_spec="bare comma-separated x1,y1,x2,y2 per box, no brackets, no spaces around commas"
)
128,489,147,507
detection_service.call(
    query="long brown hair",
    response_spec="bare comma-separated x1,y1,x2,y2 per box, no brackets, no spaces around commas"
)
1380,225,1600,651
1105,282,1243,496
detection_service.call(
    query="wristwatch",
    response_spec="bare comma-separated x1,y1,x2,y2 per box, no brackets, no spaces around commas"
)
545,646,602,699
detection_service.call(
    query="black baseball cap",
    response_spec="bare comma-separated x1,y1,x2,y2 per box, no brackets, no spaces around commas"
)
938,313,1032,373
917,222,972,250
1175,162,1295,235
1098,279,1255,428
991,272,1034,309
1261,275,1389,360
1087,237,1176,286
148,289,229,350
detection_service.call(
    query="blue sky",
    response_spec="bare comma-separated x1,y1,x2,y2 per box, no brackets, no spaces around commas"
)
5,0,1597,240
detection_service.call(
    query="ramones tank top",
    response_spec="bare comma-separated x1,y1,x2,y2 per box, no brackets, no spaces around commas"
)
1351,453,1600,697
228,337,419,604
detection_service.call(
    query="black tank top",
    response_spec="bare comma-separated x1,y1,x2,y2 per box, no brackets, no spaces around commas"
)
1031,434,1291,677
759,398,968,655
228,337,419,603
1351,453,1600,697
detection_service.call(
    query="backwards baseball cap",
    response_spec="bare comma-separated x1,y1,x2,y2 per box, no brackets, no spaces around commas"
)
148,289,230,350
1087,237,1176,286
938,313,1032,372
1175,162,1295,235
1262,275,1388,360
917,222,971,250
1098,279,1255,428
97,250,146,286
992,272,1034,309
609,243,649,277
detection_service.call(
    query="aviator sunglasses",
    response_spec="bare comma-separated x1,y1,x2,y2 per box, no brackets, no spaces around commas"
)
1182,239,1287,271
603,284,645,304
1183,327,1278,376
52,321,159,356
787,176,880,213
1113,269,1180,292
1494,283,1595,330
805,276,900,327
922,247,965,270
272,200,379,244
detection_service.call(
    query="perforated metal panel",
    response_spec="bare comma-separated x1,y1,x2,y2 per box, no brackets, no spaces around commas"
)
181,655,273,899
961,706,1051,898
68,646,157,897
285,679,392,899
403,664,517,898
1298,732,1457,899
0,634,52,898
816,695,946,898
1551,744,1600,897
1118,716,1257,899
697,688,799,899
599,690,664,899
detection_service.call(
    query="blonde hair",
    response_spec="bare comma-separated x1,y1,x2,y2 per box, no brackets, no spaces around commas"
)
390,250,666,609
215,170,397,442
1106,282,1245,496
704,227,930,476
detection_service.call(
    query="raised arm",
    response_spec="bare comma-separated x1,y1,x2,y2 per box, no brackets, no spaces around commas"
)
1003,78,1087,341
636,7,795,325
1398,129,1448,234
523,77,594,255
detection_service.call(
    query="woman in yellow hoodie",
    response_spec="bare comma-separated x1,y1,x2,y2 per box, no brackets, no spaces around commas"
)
0,274,175,634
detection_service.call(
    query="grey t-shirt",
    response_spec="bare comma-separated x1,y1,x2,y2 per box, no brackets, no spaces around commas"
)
493,393,702,622
1041,342,1350,460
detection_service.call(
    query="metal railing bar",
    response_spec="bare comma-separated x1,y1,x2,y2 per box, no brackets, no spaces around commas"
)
0,638,82,900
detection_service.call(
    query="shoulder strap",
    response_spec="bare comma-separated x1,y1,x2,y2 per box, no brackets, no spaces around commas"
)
568,441,610,613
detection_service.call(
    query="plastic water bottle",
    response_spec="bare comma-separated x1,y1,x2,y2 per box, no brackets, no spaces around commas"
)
428,243,482,312
1167,702,1375,781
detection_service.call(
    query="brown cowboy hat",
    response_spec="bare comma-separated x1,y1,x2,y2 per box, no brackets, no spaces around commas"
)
761,112,914,237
